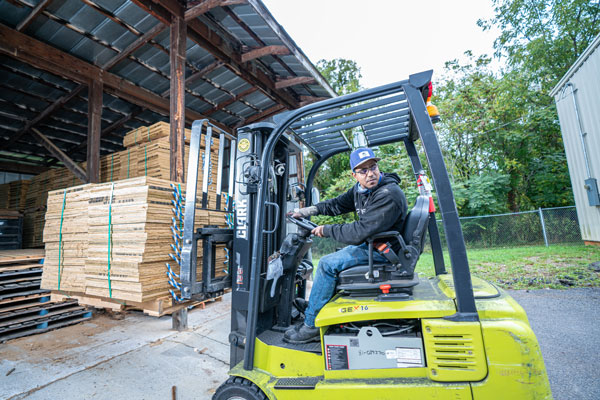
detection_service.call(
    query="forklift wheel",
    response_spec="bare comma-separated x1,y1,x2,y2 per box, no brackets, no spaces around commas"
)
213,376,267,400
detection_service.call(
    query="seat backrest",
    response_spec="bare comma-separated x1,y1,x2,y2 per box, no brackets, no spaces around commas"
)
401,195,430,253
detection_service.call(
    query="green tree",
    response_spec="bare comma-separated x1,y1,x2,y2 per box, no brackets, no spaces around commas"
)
316,59,362,95
435,51,573,214
433,1,599,214
479,0,600,90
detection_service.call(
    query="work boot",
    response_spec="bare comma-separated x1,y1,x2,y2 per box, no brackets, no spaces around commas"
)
293,297,308,313
283,323,320,344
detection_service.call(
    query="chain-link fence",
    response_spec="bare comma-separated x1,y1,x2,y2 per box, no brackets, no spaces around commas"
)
310,206,581,259
437,206,581,249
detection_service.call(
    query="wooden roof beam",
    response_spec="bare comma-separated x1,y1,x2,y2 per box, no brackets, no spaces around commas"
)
0,160,47,175
205,87,257,115
0,22,166,150
46,107,144,167
235,104,284,128
186,19,299,109
0,86,85,151
16,0,51,32
132,0,299,109
185,0,247,21
0,23,226,130
130,0,181,25
184,60,223,87
241,45,289,63
31,127,87,182
103,22,166,71
275,76,316,89
299,95,330,106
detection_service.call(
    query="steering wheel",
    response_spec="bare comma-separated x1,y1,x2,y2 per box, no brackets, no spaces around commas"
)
286,215,318,232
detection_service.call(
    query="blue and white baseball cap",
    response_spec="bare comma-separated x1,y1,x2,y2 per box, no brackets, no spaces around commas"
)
350,147,381,171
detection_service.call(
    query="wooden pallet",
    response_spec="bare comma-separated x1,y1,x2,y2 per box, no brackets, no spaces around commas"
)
0,301,92,342
0,249,48,301
0,292,51,313
0,249,44,265
51,290,224,317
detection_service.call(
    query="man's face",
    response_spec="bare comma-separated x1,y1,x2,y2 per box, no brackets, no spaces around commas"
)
352,160,380,189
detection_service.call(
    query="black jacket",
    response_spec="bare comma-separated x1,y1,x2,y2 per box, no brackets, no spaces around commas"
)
317,173,408,248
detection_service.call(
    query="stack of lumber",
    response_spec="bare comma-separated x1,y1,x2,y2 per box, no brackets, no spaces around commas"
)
53,165,81,189
122,122,192,148
25,170,53,211
20,121,225,250
0,180,30,210
0,249,91,342
23,171,56,248
0,184,7,209
85,177,227,302
41,184,91,293
23,210,45,248
41,177,229,308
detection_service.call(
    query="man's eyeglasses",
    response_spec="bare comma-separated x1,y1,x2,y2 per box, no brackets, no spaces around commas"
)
354,164,379,175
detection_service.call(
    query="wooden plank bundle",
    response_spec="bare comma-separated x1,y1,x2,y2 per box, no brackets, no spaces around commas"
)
40,177,229,304
122,121,199,149
41,184,91,293
21,120,226,251
25,170,53,211
0,180,30,210
23,210,45,248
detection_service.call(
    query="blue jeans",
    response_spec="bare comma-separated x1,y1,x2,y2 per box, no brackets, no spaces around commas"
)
304,243,387,327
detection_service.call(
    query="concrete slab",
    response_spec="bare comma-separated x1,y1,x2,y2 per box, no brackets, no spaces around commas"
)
1,294,232,400
3,288,599,400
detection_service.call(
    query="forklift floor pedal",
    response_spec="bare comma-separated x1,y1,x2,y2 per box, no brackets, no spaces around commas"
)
274,376,322,390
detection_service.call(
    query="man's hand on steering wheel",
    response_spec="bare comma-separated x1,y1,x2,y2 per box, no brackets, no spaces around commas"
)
311,225,325,237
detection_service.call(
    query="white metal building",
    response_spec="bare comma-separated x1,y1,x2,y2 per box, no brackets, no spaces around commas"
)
550,33,600,245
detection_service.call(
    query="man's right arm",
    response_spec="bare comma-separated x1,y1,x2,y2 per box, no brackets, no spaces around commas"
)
291,186,354,219
315,187,355,216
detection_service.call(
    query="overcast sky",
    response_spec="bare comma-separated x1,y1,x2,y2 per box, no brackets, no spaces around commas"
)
261,0,500,89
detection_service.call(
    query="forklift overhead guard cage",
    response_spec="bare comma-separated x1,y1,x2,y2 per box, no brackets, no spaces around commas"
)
243,70,478,370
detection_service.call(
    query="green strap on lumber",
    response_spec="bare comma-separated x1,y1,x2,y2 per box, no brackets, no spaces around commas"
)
107,183,114,298
147,126,151,142
57,189,67,291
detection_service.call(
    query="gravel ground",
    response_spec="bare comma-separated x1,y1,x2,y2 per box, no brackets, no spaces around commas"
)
508,287,600,400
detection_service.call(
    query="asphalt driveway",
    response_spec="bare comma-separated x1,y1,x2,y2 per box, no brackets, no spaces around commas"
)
508,287,600,400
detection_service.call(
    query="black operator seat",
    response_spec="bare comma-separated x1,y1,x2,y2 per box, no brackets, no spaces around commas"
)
335,195,431,295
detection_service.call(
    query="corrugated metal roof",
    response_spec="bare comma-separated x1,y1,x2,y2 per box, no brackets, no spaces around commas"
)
0,0,336,171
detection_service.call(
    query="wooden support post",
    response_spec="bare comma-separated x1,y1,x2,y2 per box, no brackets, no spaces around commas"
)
172,307,188,331
87,80,103,183
170,15,186,183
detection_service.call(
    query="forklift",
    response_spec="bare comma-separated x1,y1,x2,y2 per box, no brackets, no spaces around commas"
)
179,70,552,399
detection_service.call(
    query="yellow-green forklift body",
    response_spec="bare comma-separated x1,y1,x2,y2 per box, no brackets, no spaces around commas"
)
180,71,552,399
227,275,551,399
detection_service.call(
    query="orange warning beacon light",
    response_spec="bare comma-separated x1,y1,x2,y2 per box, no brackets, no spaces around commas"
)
426,82,441,124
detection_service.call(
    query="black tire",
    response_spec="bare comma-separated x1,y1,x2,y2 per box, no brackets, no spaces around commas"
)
212,376,268,400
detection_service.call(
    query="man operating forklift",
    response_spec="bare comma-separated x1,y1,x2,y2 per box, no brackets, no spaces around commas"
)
284,147,408,344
